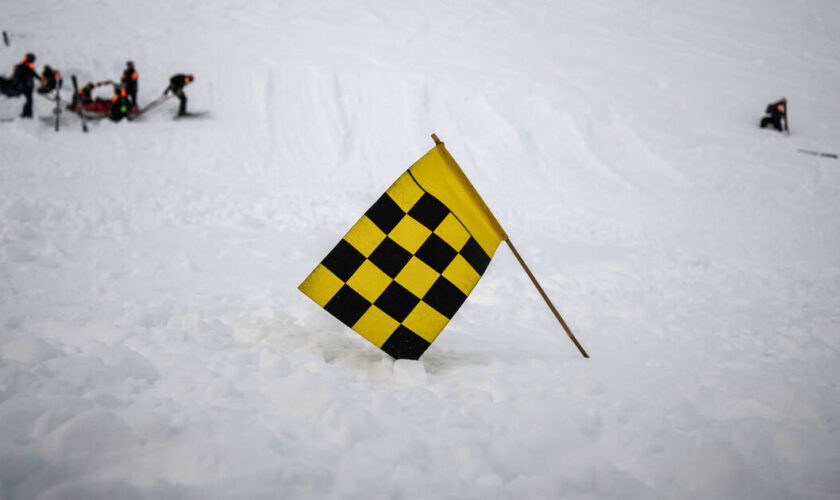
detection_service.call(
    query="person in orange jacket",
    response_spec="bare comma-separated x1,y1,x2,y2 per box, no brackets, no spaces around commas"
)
0,53,40,117
37,65,63,95
164,73,194,116
108,84,132,122
121,60,138,108
760,97,788,133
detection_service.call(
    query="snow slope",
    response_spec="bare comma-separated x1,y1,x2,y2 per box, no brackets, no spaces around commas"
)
2,0,839,498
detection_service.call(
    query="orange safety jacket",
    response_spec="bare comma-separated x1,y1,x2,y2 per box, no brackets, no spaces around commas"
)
111,87,128,103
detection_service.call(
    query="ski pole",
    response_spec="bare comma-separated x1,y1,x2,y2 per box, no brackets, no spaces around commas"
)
797,149,838,159
54,78,62,132
2,31,37,46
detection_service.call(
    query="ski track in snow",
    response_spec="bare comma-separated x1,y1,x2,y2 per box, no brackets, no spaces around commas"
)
2,0,840,498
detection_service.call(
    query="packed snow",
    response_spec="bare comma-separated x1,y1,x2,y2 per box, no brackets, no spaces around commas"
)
2,0,839,498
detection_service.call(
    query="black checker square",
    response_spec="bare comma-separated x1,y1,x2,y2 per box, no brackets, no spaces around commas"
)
423,276,468,319
380,325,431,360
408,193,450,231
322,239,366,282
415,233,457,274
374,282,420,322
324,285,372,327
459,237,491,275
365,194,405,234
368,237,412,278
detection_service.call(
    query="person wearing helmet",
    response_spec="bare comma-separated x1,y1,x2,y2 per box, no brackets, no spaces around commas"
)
0,53,41,118
164,73,194,116
760,97,788,133
37,64,63,95
76,82,96,107
108,83,132,122
121,60,138,110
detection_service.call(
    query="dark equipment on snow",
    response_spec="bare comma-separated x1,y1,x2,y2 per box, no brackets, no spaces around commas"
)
52,76,63,132
760,97,789,135
2,32,37,47
173,110,208,120
70,75,89,132
797,149,838,160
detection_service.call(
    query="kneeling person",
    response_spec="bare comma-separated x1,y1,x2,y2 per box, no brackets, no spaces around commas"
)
760,97,788,133
108,84,132,122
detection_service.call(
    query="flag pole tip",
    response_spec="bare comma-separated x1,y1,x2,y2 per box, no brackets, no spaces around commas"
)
431,133,442,145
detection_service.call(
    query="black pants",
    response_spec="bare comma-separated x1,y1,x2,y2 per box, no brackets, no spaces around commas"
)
175,89,187,115
127,85,137,108
21,88,33,117
760,114,782,132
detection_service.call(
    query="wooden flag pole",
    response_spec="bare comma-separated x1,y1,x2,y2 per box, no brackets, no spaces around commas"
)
429,133,588,358
505,239,590,358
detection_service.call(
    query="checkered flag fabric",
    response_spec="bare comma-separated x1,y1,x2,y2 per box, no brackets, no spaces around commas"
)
299,144,507,359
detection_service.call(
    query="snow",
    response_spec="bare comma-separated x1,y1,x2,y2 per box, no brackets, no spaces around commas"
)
2,0,840,498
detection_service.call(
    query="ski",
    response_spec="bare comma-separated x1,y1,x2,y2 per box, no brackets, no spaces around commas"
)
797,149,838,159
53,77,63,132
2,30,8,47
71,75,89,133
173,111,209,120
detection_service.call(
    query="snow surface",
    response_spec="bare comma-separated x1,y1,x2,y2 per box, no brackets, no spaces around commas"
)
2,0,840,498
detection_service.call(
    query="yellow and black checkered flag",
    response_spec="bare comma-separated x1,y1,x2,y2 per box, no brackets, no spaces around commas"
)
299,139,507,360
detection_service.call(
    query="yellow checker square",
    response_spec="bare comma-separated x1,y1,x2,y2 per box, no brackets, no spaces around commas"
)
403,301,450,343
345,260,392,302
386,172,424,212
442,254,481,295
434,213,470,251
344,215,387,257
353,305,400,347
395,256,439,298
299,264,344,307
389,216,432,253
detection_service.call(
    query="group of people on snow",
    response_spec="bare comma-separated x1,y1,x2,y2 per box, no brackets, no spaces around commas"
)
4,51,788,134
1,52,195,122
